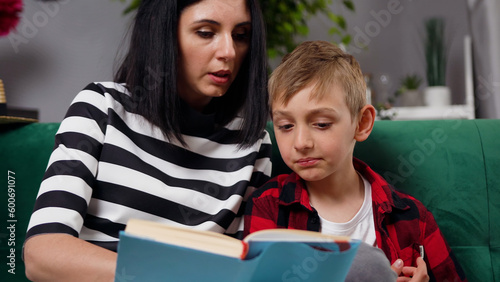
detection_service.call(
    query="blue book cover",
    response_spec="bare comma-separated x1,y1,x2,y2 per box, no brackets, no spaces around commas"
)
114,220,360,282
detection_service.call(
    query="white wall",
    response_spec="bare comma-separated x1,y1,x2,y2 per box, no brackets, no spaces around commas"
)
0,0,133,122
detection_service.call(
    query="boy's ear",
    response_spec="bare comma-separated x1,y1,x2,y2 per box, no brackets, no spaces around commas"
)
354,105,376,142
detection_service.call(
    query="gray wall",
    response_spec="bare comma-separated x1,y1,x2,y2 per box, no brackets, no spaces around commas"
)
0,0,133,122
303,0,470,106
0,0,471,122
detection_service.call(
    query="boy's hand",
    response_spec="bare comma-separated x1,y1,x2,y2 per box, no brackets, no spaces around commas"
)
391,257,430,282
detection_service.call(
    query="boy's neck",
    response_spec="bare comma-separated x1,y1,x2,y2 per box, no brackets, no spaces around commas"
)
306,167,365,223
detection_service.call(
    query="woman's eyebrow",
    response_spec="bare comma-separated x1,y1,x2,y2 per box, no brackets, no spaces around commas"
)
192,19,251,27
193,19,220,26
236,21,251,27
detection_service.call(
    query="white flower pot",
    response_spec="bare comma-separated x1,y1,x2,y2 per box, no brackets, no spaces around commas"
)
400,90,423,107
424,86,451,106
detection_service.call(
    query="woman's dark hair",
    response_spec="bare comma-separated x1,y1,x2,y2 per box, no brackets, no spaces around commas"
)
114,0,268,147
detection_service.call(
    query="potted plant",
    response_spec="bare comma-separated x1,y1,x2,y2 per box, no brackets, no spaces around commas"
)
396,74,423,107
423,17,451,106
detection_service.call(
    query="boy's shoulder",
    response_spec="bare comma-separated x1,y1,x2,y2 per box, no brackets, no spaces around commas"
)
354,158,429,213
250,172,305,201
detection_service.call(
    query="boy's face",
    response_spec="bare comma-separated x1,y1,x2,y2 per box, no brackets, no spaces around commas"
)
272,82,358,183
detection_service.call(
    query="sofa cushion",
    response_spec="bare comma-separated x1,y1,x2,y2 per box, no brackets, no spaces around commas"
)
475,119,500,281
353,120,492,282
0,123,60,281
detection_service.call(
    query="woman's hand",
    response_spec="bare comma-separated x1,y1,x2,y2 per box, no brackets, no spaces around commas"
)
391,257,430,282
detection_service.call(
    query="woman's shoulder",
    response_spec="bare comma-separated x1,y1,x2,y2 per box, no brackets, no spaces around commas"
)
64,81,138,122
71,81,133,109
79,81,129,95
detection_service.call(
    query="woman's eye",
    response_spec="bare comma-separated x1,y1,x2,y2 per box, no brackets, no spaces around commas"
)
196,31,214,39
233,31,250,42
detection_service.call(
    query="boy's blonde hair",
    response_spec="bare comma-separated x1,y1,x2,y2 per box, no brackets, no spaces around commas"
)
268,41,366,120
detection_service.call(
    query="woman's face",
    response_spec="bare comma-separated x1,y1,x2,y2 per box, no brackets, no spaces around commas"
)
177,0,251,111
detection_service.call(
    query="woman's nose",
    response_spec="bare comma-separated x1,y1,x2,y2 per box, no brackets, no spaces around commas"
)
216,33,236,61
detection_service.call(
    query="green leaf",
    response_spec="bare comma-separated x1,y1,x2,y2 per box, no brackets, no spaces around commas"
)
337,15,347,30
297,25,309,35
328,13,347,30
267,48,278,59
123,0,141,14
425,17,446,86
341,35,352,45
328,27,341,36
343,0,355,11
282,22,294,33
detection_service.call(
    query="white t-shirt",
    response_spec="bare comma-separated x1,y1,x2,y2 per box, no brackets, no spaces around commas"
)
318,174,377,246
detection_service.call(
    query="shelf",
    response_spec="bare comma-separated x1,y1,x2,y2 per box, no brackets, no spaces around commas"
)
0,107,39,124
378,104,475,120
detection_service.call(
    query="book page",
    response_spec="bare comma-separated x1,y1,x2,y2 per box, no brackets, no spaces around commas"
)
244,229,350,243
124,219,244,258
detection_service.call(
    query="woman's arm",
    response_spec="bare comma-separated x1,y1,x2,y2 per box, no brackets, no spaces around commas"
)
24,234,117,282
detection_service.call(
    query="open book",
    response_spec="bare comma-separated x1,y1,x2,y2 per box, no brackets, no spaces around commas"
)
124,218,351,259
115,219,360,282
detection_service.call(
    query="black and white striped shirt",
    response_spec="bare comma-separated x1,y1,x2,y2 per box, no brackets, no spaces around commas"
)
26,82,272,251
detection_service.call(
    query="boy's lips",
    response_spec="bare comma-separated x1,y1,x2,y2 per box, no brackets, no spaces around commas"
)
296,158,320,167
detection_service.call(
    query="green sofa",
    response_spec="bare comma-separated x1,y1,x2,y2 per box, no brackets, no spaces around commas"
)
0,119,498,281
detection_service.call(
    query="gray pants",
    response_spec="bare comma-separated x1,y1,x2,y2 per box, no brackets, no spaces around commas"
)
345,242,397,282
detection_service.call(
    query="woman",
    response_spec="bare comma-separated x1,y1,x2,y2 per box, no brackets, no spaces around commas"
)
23,0,271,281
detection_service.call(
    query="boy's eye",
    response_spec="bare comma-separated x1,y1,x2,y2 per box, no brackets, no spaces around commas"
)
315,122,332,129
277,124,293,131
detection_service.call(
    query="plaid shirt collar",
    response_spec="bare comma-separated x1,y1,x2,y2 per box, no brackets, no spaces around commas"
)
275,158,410,214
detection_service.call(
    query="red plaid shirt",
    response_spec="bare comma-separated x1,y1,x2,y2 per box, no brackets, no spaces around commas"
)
244,158,466,282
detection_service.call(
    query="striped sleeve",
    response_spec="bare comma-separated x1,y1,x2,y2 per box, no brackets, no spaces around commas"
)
26,83,108,239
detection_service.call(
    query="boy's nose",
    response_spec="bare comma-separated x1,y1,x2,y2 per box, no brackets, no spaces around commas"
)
216,34,236,61
293,128,313,151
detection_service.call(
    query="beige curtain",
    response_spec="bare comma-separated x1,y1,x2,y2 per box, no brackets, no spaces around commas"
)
467,0,500,118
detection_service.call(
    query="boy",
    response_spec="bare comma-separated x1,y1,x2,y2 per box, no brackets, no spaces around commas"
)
244,41,466,281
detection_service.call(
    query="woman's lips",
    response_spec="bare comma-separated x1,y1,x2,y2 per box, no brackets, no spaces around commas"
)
209,70,231,84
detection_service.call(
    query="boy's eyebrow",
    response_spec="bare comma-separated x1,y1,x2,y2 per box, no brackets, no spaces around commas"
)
307,108,339,116
271,110,293,119
271,110,287,117
272,108,339,118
